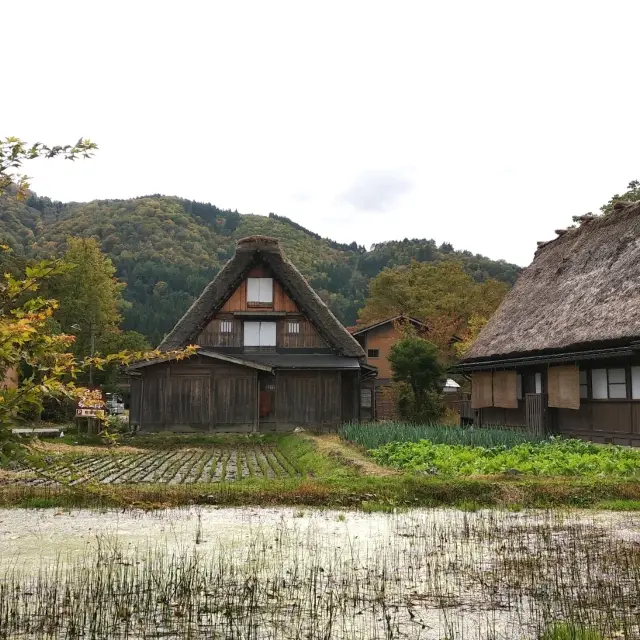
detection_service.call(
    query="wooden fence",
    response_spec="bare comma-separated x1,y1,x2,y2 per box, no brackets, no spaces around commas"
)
525,393,548,436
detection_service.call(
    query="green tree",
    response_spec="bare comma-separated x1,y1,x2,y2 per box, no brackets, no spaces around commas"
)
49,237,125,360
600,180,640,215
388,336,445,422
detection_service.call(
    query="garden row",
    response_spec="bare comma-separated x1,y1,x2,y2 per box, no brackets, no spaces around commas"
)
340,422,640,478
4,445,299,486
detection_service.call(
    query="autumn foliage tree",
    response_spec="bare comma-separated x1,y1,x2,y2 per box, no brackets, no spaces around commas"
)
358,260,509,359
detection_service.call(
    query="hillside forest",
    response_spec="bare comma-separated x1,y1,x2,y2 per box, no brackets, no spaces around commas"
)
0,193,521,350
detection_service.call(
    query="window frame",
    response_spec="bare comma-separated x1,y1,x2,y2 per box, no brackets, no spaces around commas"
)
367,348,380,358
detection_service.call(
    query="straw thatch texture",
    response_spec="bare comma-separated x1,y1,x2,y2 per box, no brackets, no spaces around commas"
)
159,237,365,358
463,201,640,361
548,365,580,410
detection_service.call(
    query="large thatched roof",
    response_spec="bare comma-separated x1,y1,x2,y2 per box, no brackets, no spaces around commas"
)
159,236,365,358
462,201,640,362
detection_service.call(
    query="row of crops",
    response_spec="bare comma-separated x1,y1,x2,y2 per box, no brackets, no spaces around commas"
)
6,446,299,486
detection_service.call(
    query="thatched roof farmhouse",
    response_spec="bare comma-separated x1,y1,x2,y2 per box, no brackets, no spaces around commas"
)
456,201,640,446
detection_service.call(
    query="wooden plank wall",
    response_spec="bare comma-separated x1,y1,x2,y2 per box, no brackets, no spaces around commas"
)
276,370,341,426
555,401,640,446
341,371,359,423
138,359,257,432
213,376,257,425
277,318,327,348
219,278,298,312
197,316,326,349
129,377,142,424
197,317,243,347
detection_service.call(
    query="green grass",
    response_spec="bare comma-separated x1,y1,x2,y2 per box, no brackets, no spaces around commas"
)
369,437,640,478
3,432,640,510
340,421,544,450
540,623,605,640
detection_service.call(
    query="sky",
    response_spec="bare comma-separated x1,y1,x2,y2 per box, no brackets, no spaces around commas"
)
4,0,640,266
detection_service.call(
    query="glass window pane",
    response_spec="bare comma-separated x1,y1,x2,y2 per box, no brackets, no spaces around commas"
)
579,370,587,385
609,383,627,399
592,369,608,399
608,368,626,384
580,384,588,399
632,367,640,400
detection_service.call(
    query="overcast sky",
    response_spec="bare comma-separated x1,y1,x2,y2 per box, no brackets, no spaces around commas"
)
4,1,640,266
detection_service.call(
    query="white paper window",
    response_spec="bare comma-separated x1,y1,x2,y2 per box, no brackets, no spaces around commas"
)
608,368,627,399
592,369,608,399
516,374,523,400
535,373,542,395
287,321,300,334
220,320,233,333
244,321,276,347
579,370,588,399
632,367,640,400
246,278,273,304
260,322,276,346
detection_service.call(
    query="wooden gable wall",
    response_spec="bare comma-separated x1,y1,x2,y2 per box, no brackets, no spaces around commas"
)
219,267,298,313
195,265,327,349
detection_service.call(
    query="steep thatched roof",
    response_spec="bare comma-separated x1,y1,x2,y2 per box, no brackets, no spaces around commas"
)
462,201,640,362
159,236,365,358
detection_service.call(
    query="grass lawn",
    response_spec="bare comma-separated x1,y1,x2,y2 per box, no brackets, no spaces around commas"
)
1,429,640,510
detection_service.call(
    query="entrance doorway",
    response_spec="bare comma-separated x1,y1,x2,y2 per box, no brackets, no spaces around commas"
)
259,373,277,427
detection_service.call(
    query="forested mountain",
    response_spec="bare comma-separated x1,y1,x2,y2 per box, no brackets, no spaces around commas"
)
0,193,521,345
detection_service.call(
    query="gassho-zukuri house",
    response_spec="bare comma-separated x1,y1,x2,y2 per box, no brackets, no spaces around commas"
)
127,236,375,432
454,200,640,446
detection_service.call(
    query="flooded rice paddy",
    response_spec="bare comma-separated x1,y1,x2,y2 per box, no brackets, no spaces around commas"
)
1,507,640,639
2,445,299,486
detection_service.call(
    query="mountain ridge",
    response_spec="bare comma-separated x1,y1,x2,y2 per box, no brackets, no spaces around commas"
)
0,192,521,344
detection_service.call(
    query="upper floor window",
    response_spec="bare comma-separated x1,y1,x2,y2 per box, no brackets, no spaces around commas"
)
220,320,233,334
368,349,380,358
286,320,300,334
244,321,276,347
247,278,273,306
592,368,627,399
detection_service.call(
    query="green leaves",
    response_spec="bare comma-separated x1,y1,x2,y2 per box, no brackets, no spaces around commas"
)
370,437,640,478
0,136,97,199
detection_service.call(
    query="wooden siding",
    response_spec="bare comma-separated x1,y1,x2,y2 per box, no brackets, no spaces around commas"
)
219,278,298,313
196,317,243,347
213,375,257,426
171,375,211,425
341,371,359,423
129,377,142,425
196,316,326,349
277,317,327,348
276,370,341,426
